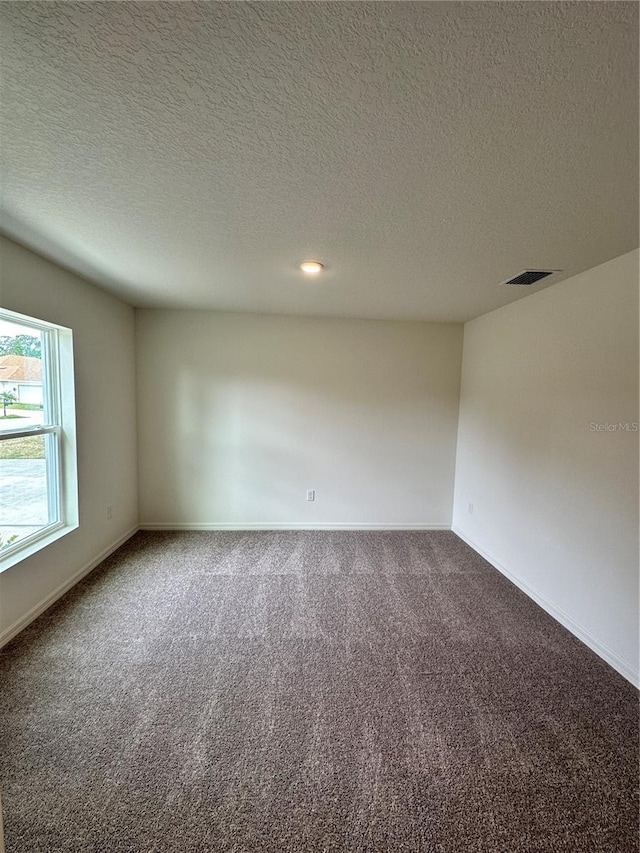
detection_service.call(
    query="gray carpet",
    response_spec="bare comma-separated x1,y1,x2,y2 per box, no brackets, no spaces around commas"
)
0,530,638,852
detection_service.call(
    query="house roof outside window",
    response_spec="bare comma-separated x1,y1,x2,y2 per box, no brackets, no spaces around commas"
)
0,355,42,382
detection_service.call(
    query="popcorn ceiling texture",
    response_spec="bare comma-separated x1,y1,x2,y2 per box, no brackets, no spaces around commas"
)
0,2,637,320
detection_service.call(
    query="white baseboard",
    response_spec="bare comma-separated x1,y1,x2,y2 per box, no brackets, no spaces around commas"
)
452,524,639,689
0,525,139,650
140,522,451,531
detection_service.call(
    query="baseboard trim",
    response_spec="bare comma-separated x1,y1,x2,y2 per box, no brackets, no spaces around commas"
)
452,525,639,689
0,525,139,650
140,522,451,531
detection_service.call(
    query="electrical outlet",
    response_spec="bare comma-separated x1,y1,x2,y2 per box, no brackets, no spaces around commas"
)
468,502,474,515
107,505,113,520
306,490,315,502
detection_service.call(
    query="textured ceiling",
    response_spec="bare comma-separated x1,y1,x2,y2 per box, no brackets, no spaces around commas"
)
0,1,638,322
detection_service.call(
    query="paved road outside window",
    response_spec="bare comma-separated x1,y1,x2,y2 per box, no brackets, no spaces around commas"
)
0,459,47,542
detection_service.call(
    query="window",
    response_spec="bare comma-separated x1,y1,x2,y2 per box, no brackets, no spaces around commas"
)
0,308,77,571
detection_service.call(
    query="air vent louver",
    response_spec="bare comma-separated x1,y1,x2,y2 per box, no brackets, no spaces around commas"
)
503,270,555,286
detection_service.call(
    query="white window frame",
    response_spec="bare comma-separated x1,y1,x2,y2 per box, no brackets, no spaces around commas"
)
0,308,78,572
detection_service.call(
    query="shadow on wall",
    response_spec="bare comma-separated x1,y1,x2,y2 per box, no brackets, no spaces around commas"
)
146,336,460,525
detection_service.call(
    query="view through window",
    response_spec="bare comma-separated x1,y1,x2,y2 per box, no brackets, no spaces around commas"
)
0,310,77,567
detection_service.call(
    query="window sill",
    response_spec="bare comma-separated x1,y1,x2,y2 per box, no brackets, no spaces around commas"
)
0,521,79,573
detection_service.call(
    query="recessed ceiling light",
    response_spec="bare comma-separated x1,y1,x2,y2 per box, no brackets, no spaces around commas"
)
300,260,324,275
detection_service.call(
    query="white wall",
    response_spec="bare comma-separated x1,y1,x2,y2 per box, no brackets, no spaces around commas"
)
453,250,639,685
136,311,463,528
0,236,138,643
3,238,636,685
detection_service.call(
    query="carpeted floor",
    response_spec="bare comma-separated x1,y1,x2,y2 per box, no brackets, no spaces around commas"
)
0,530,638,852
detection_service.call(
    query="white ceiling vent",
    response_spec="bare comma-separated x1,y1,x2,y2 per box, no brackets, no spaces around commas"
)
501,270,558,286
